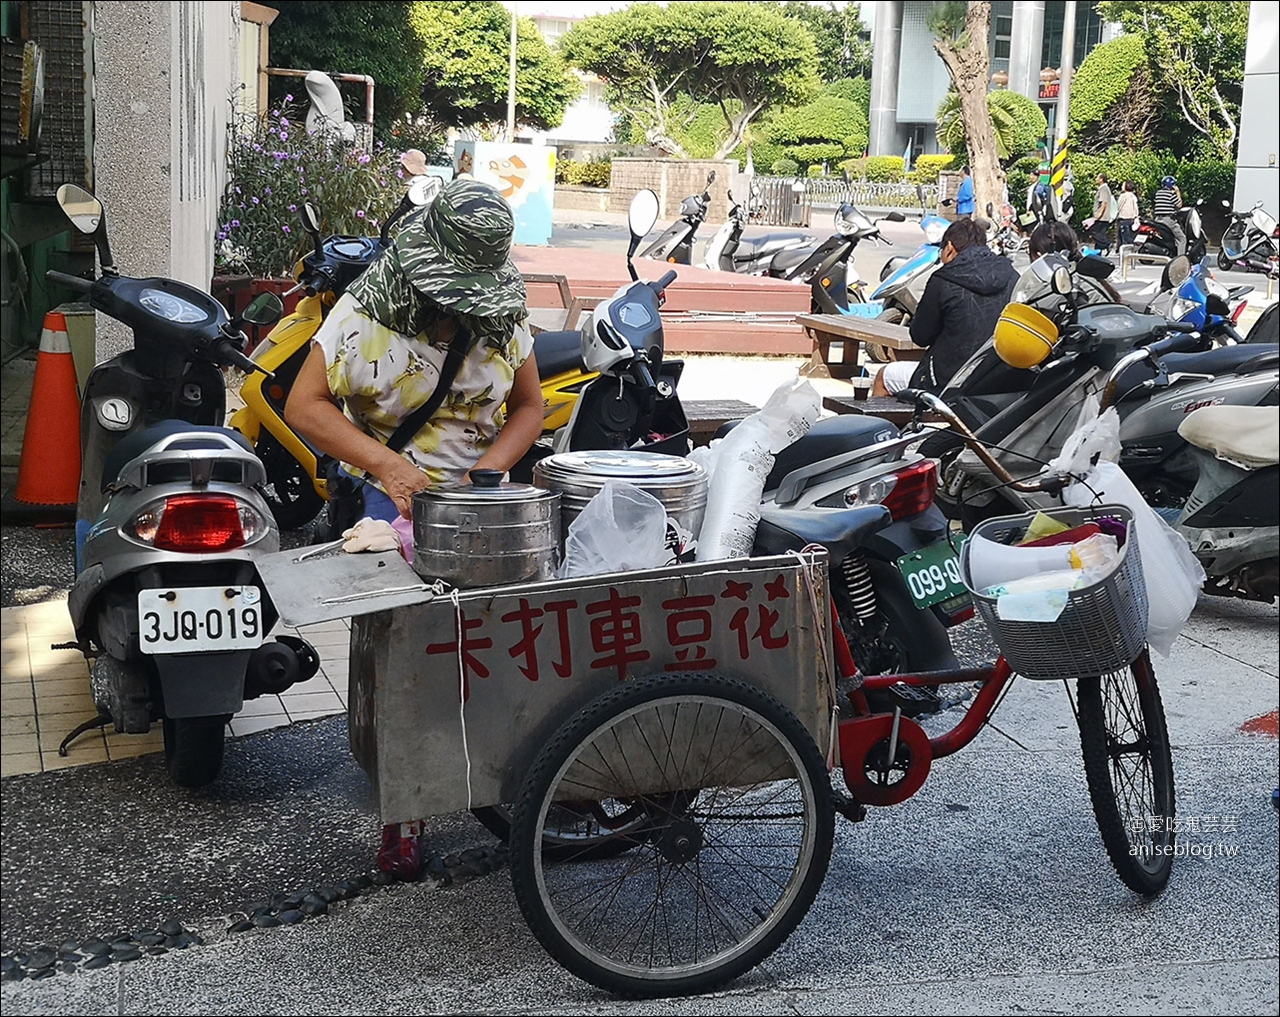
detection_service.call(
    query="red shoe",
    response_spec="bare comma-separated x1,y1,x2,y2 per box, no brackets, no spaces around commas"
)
377,820,423,881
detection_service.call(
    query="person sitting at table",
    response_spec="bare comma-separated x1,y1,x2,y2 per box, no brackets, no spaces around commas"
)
872,218,1019,396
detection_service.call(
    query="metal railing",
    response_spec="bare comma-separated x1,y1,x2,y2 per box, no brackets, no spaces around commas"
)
747,177,938,224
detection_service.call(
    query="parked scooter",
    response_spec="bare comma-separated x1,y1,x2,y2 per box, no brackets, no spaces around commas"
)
923,255,1279,527
552,189,691,456
637,171,718,265
47,184,320,787
1218,200,1280,276
865,184,952,360
1144,255,1252,345
1133,199,1208,263
765,203,904,315
701,185,814,275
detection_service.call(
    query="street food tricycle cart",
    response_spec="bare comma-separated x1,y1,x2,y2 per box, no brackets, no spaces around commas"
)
259,508,1174,999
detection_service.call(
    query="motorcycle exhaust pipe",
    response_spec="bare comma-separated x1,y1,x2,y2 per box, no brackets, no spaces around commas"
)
244,635,321,698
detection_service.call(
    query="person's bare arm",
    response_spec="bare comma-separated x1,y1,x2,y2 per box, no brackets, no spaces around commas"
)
470,350,543,476
284,345,429,517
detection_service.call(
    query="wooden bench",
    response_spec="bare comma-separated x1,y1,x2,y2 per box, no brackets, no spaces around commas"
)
523,272,600,334
683,398,759,447
822,393,947,427
796,312,926,379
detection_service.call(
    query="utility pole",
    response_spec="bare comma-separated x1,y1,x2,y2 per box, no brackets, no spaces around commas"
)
1055,0,1076,140
506,2,518,142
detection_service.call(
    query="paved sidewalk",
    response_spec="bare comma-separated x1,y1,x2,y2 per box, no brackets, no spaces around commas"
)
0,598,352,777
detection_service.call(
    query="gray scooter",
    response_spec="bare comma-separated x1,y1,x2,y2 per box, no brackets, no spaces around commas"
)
49,184,320,786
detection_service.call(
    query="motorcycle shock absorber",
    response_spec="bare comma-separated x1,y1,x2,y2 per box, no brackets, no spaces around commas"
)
841,552,878,621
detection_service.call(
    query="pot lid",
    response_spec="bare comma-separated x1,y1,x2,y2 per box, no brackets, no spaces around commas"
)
534,450,707,483
416,468,557,503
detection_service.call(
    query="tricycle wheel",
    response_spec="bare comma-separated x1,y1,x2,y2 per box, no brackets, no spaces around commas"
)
509,672,834,998
471,799,653,862
1076,651,1175,896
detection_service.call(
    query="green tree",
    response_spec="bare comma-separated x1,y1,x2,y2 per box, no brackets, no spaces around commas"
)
1097,1,1248,161
266,1,427,137
937,89,1046,163
770,92,866,168
561,2,820,159
778,1,872,82
1068,34,1159,153
408,0,580,133
929,1,1004,216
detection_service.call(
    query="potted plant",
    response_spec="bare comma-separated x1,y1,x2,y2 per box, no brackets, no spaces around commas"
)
213,95,404,340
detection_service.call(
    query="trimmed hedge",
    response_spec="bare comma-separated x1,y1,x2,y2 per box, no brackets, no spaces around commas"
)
1069,35,1147,139
1065,146,1236,224
913,154,957,185
770,158,800,176
555,158,611,188
865,155,905,182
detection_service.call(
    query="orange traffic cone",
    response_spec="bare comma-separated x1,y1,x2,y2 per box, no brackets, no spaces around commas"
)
2,311,81,526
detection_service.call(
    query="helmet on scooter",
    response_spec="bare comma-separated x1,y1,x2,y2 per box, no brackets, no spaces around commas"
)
994,303,1059,369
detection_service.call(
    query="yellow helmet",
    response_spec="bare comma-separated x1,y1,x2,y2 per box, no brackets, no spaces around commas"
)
994,303,1058,369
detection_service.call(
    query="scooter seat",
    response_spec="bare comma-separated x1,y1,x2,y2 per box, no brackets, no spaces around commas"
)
735,231,814,259
769,245,815,276
755,504,891,562
1178,405,1279,467
1115,343,1280,401
766,415,901,491
101,422,254,492
533,329,584,380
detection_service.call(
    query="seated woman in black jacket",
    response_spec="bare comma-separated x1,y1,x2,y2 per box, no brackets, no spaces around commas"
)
873,218,1020,395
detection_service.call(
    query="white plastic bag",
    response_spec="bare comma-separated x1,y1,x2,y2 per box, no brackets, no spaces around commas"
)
1049,402,1121,475
695,378,822,561
1065,461,1205,656
558,480,670,579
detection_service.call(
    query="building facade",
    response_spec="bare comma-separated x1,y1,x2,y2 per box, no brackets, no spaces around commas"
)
869,0,1117,160
1233,0,1279,215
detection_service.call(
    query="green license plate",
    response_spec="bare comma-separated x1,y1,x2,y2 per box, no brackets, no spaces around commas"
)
895,537,969,610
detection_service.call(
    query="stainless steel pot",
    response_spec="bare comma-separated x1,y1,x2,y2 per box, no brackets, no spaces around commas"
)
532,450,708,558
412,469,560,588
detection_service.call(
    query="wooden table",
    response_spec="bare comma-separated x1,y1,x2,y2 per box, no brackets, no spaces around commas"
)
822,393,946,427
796,312,926,378
683,399,759,446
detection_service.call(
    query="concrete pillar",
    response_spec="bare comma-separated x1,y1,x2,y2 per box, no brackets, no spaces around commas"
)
92,2,238,360
869,0,905,157
1008,1,1046,102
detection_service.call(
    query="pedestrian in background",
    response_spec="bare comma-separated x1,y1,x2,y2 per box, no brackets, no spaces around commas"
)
955,165,975,218
1116,180,1140,249
1085,172,1116,253
1154,175,1186,255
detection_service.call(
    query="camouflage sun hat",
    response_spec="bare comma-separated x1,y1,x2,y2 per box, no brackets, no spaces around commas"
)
391,177,526,317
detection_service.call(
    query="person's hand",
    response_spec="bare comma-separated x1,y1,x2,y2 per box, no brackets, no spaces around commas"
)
376,457,431,519
1083,217,1096,229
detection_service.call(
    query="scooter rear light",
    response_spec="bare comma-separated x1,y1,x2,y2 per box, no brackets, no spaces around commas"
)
879,459,938,520
843,459,938,521
1231,300,1247,323
129,495,265,552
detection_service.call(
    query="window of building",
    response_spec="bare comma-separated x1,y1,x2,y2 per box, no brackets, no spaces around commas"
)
994,12,1013,59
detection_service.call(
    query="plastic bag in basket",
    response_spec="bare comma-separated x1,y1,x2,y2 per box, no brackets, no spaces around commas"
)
1065,461,1204,655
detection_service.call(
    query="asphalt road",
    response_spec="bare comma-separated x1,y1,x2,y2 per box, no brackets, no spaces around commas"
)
2,594,1276,1014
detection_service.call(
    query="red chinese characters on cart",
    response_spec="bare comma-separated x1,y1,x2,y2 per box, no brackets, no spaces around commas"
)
425,574,796,698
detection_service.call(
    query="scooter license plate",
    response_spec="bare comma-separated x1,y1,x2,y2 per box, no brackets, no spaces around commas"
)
895,538,968,610
138,586,264,654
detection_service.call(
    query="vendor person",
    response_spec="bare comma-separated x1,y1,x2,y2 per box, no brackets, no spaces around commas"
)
286,177,542,880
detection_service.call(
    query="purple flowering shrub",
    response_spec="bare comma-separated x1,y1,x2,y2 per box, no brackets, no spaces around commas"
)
215,97,401,277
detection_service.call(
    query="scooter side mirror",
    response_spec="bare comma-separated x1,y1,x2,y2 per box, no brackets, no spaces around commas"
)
1162,255,1192,289
299,202,322,235
408,175,442,207
1051,264,1073,295
242,291,284,326
706,170,717,185
56,183,115,272
627,189,660,248
884,211,906,222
